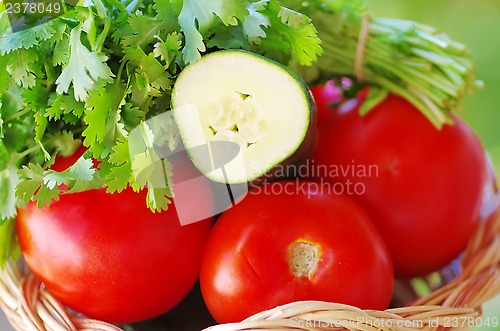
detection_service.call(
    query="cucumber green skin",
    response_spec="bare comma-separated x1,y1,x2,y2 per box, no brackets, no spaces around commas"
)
171,49,317,184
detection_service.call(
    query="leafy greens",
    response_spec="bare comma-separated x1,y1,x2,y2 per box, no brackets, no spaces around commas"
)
0,0,322,219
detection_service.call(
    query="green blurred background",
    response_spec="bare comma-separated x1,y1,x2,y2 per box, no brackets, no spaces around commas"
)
366,1,500,330
367,0,500,171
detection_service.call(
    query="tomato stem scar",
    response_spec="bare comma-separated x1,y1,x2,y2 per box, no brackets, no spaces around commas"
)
289,241,320,279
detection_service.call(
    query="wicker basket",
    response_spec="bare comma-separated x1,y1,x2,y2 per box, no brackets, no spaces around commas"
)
1,193,498,331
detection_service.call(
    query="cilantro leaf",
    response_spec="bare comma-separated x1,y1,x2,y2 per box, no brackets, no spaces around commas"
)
153,32,183,68
242,0,270,43
0,21,56,55
1,0,326,217
146,185,172,212
178,0,248,63
105,162,133,193
44,157,96,190
7,49,39,88
16,157,100,208
131,148,159,188
46,92,85,121
127,47,171,87
258,0,323,66
104,135,134,193
56,25,113,102
121,103,144,130
206,23,249,50
82,78,128,155
22,81,50,141
154,0,182,26
52,33,70,66
16,163,60,207
34,111,49,142
278,7,323,65
118,14,164,50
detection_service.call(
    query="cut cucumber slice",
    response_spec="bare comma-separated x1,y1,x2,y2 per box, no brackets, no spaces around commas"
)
171,50,315,184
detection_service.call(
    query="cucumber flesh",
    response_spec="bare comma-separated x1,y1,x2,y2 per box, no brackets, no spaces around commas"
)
171,50,314,184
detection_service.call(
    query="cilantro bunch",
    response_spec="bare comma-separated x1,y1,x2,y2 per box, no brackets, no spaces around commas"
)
0,0,322,222
286,0,481,127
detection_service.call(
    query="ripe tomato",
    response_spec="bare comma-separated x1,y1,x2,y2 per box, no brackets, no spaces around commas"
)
310,93,487,278
309,79,344,126
16,151,214,323
309,79,369,127
200,180,393,323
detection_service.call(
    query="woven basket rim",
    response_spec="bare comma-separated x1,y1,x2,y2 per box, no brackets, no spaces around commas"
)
1,196,499,331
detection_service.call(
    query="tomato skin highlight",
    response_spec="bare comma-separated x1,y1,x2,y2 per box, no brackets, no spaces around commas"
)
200,180,393,323
310,94,487,278
16,152,214,324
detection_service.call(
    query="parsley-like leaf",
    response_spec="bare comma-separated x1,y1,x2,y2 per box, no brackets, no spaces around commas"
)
82,78,128,155
118,14,163,50
16,163,60,207
56,26,113,102
7,49,39,88
258,0,322,66
121,103,144,130
178,0,248,63
1,0,327,217
146,185,172,212
52,33,70,66
44,158,96,189
46,92,85,121
105,135,134,193
17,157,99,208
242,0,270,43
22,81,50,141
0,21,56,55
153,32,182,68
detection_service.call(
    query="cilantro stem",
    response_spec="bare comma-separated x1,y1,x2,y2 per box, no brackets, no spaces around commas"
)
95,17,111,54
106,0,128,13
43,61,56,88
6,108,31,122
13,145,42,163
10,131,78,166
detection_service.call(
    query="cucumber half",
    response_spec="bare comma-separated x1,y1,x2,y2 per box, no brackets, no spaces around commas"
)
171,50,315,184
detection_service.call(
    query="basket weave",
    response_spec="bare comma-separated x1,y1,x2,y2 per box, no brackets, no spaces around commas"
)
1,196,498,331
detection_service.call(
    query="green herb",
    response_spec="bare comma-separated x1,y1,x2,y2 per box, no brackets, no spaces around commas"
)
0,0,322,219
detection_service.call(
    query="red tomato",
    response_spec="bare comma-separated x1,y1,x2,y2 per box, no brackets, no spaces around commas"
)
200,180,393,323
309,79,344,125
16,152,214,323
310,93,487,278
310,79,370,127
